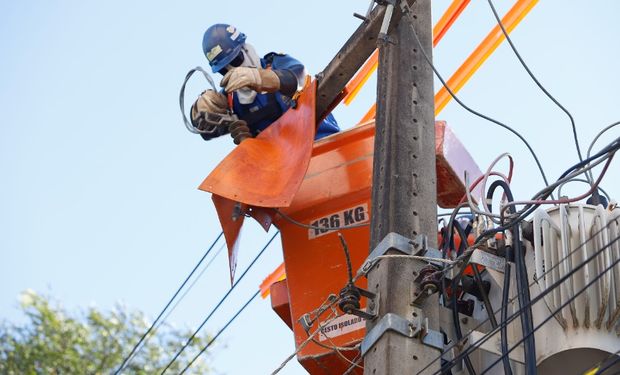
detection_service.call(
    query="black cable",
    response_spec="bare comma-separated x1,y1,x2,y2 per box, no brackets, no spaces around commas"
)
451,276,478,375
417,218,620,375
433,230,620,375
471,267,497,329
405,11,551,186
487,0,585,165
178,289,260,374
443,217,477,375
596,355,620,375
114,231,224,374
500,246,513,375
486,180,536,375
478,240,620,375
338,233,354,283
473,138,620,247
160,231,279,374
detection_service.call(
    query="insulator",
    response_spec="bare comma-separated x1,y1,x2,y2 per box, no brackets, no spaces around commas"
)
338,283,361,314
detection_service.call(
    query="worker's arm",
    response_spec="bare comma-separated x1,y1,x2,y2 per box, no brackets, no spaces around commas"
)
220,53,306,97
268,53,306,97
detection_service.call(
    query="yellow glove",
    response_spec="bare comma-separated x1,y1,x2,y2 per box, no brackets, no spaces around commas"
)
220,67,280,93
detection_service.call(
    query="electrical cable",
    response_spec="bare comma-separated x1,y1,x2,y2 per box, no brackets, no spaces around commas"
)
405,10,551,187
161,232,279,374
123,242,227,368
594,355,620,375
159,242,226,326
487,0,585,167
487,180,536,375
426,228,620,375
557,178,611,202
338,233,354,283
471,139,619,247
114,231,223,374
441,214,477,375
500,245,513,375
478,242,620,375
416,216,620,375
271,300,341,374
587,121,620,182
178,289,261,374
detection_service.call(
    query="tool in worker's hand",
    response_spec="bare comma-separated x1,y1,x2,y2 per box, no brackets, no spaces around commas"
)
179,66,253,144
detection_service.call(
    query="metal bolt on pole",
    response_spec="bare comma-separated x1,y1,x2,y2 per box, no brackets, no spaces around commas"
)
364,0,440,374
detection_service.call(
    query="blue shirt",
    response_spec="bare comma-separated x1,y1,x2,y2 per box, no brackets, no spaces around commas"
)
202,53,339,141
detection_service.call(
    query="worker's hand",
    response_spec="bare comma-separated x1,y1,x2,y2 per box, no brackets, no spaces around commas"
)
193,90,228,115
220,67,280,93
191,90,228,132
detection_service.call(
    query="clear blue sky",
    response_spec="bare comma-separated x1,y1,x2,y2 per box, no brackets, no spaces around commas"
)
1,1,619,374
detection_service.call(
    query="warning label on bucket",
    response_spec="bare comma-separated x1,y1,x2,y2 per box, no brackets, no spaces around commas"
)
308,203,369,239
318,314,365,341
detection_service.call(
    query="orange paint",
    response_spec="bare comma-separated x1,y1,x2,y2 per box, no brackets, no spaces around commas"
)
358,0,538,122
199,79,317,208
260,262,286,299
435,0,539,114
433,0,471,46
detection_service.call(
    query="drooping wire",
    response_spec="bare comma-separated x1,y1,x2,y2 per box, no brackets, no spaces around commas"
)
404,10,551,186
160,231,279,374
114,231,224,374
415,217,620,375
159,242,226,327
586,121,620,182
486,0,585,166
471,137,619,246
178,290,261,374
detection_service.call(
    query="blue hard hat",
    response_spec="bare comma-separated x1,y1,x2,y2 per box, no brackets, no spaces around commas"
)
202,24,247,74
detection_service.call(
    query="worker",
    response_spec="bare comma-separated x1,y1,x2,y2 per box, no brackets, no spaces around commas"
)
190,24,340,141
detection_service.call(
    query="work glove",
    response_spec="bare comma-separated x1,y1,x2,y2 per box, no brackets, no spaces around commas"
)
191,90,228,132
220,67,280,94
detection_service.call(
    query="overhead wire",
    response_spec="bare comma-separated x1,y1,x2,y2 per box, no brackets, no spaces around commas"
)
415,216,620,375
405,9,551,187
477,238,620,374
587,121,620,182
178,289,261,374
159,242,226,327
486,0,585,167
424,225,620,375
160,231,280,374
114,231,224,374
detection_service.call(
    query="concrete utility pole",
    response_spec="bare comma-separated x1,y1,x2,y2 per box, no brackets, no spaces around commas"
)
365,0,441,374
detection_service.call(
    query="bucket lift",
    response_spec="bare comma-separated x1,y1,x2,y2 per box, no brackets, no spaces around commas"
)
199,79,482,373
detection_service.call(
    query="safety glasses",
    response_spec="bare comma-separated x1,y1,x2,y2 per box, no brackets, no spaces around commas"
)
218,51,245,75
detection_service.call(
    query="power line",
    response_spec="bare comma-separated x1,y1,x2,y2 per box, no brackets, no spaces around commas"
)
178,289,261,374
486,0,585,166
161,231,280,374
478,239,620,374
114,231,224,374
405,10,551,187
431,230,620,375
415,216,620,374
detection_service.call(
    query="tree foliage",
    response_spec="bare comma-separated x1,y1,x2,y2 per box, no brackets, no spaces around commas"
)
0,290,211,374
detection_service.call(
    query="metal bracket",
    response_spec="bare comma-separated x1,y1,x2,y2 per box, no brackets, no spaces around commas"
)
343,288,380,321
361,313,443,356
358,232,442,277
469,249,506,273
